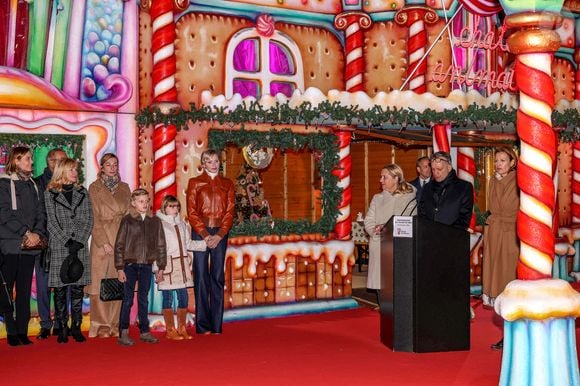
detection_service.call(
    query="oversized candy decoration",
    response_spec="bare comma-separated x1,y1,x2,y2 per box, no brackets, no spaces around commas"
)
334,13,372,92
432,123,451,153
457,147,477,231
395,6,438,94
148,0,186,210
333,130,352,240
457,0,502,16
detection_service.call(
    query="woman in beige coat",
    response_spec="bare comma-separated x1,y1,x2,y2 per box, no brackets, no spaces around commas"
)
364,164,417,291
87,153,131,338
482,147,518,349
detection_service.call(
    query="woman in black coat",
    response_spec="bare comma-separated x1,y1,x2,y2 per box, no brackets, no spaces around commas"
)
45,158,93,343
0,146,47,346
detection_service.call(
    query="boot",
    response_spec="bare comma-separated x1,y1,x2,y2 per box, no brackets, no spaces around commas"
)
118,329,134,346
70,285,86,342
163,309,183,340
177,308,192,340
54,287,69,343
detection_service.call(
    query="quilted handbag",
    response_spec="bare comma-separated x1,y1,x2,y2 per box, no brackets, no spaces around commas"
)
100,278,124,302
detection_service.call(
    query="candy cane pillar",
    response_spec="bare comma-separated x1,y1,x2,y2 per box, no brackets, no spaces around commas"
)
575,48,580,100
333,130,352,240
334,13,372,92
572,141,580,272
432,123,451,153
395,6,439,94
147,0,186,210
494,7,580,386
457,147,477,231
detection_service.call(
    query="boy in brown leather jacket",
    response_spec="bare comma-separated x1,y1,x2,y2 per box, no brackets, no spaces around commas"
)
114,188,166,346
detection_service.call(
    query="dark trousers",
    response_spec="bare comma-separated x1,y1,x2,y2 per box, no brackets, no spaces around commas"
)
0,253,35,335
34,255,53,329
119,263,152,333
192,227,227,334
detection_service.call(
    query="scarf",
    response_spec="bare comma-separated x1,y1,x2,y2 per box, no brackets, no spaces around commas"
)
101,174,120,193
15,169,32,181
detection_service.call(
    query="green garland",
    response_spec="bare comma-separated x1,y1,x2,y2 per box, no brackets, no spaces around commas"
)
0,133,86,183
136,101,580,140
209,129,341,238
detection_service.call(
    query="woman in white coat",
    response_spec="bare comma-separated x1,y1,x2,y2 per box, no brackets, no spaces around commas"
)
154,195,206,340
364,164,417,292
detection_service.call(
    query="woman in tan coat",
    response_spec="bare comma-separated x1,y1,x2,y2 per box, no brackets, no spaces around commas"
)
364,164,417,291
87,153,131,338
482,147,518,350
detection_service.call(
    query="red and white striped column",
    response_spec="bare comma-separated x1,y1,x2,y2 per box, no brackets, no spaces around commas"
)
432,123,451,153
333,130,353,240
395,6,439,94
513,51,558,280
457,147,477,231
147,0,187,210
573,142,580,224
334,13,372,92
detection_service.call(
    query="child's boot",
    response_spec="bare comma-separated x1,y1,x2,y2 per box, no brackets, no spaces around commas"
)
177,308,192,340
118,329,134,346
163,309,183,340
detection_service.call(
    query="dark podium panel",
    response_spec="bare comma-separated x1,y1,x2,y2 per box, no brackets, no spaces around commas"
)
379,216,470,353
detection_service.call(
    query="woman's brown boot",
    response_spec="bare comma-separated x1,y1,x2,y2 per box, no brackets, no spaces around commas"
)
163,309,183,340
177,308,192,340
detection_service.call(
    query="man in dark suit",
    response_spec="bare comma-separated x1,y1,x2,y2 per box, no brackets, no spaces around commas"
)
409,156,431,202
418,152,473,229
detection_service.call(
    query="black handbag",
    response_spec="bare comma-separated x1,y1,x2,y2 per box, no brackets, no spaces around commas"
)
100,278,124,302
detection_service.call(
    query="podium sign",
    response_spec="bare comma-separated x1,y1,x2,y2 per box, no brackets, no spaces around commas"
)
379,216,470,352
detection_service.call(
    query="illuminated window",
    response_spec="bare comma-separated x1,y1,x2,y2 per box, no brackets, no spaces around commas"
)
226,28,304,99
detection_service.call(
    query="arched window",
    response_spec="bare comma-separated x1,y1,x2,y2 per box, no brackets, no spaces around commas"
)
225,27,304,99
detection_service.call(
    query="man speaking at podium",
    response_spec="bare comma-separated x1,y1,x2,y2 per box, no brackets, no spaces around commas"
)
418,152,473,230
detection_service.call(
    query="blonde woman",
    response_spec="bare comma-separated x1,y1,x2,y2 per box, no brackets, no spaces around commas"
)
45,158,93,343
87,153,131,338
364,164,417,291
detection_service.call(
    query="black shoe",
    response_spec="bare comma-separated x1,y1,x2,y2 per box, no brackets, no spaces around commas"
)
17,334,33,345
52,327,60,336
7,335,21,346
37,327,51,340
71,325,86,343
491,338,503,350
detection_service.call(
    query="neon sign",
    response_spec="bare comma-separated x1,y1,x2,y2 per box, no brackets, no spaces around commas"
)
431,24,516,92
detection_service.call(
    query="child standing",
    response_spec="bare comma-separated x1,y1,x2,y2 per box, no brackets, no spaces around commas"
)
154,195,206,340
115,189,166,346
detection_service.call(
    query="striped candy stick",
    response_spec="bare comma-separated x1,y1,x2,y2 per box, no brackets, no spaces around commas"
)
432,123,451,153
332,130,352,240
514,53,557,280
334,13,372,92
148,0,186,210
573,141,580,224
457,147,477,231
395,6,439,94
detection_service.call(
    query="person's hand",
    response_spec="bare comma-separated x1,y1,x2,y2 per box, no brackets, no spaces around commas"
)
117,270,127,283
103,243,114,255
373,225,383,235
155,270,164,283
25,232,40,247
207,235,222,249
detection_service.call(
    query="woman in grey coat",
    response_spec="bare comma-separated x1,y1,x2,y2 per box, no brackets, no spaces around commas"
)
45,158,93,343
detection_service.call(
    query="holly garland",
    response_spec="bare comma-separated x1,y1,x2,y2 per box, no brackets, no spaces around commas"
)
0,133,86,183
136,101,580,140
209,128,341,238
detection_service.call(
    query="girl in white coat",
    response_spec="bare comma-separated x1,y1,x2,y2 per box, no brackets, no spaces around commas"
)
154,195,206,340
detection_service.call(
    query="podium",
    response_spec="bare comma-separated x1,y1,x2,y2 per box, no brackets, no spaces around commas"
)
379,216,470,352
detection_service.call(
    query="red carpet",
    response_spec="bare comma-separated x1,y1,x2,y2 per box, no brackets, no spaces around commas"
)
2,300,573,386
